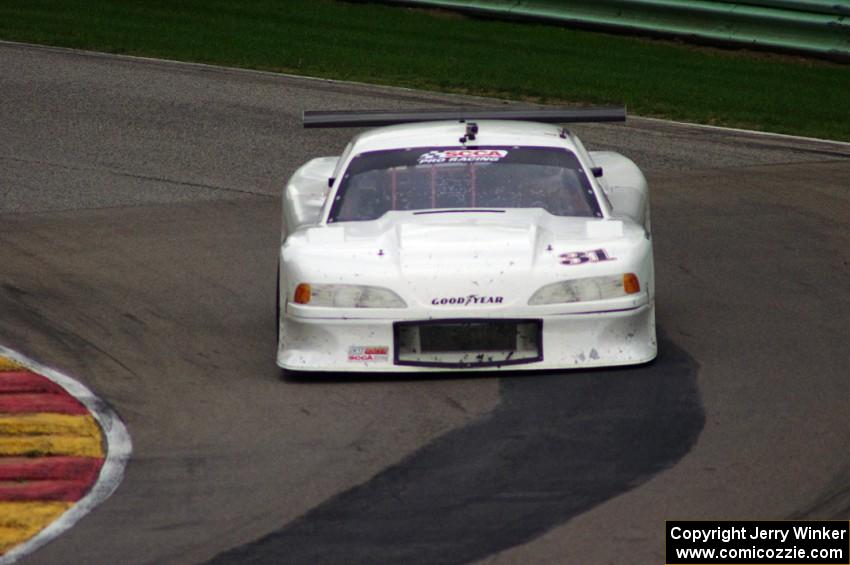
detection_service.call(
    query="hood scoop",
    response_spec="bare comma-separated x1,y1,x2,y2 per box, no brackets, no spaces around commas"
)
397,222,536,250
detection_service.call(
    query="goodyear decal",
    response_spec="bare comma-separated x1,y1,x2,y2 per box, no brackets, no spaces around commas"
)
431,295,504,306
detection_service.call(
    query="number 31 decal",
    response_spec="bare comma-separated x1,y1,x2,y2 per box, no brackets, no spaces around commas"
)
559,248,615,265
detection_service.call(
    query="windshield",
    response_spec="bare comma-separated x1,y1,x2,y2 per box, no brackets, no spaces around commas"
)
328,146,602,222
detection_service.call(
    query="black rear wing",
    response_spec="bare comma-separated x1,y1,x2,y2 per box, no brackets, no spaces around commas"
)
303,106,626,128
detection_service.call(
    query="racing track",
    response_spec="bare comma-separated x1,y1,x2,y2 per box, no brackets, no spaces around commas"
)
1,42,849,564
212,335,701,565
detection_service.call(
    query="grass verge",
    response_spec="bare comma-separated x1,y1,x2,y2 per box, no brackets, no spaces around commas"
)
1,0,848,140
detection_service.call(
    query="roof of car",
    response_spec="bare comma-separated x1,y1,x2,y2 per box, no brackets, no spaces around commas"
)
349,120,578,155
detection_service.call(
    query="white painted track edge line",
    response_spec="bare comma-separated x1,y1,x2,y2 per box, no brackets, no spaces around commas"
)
630,116,850,148
0,345,132,564
0,39,503,105
2,39,849,148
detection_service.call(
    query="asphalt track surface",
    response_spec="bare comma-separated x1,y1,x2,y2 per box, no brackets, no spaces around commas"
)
0,42,848,564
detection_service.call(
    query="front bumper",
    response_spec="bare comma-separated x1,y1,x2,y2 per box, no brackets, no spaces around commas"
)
277,299,656,373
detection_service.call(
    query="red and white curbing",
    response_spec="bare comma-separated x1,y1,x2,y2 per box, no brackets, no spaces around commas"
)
0,346,132,564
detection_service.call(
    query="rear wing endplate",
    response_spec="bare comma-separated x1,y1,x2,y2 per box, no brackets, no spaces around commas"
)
303,106,626,128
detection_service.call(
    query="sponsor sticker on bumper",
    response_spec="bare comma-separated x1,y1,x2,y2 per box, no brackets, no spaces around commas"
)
348,346,389,362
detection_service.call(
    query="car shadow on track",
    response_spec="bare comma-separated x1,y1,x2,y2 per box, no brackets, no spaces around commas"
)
218,329,703,565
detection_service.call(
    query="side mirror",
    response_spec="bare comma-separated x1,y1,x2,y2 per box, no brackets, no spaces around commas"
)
591,167,603,178
327,177,336,187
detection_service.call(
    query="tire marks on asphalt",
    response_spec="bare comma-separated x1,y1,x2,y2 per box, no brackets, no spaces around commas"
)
211,333,703,565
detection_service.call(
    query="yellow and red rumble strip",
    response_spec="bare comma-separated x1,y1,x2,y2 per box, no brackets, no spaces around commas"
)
0,351,129,560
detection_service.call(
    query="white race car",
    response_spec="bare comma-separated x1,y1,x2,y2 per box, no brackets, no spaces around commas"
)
278,107,655,372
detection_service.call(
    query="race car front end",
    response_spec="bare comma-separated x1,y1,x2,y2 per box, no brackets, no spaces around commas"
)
277,211,656,373
278,284,654,373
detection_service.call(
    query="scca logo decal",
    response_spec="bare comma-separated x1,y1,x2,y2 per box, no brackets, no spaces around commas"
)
348,346,389,362
418,149,508,164
559,249,615,265
442,150,506,158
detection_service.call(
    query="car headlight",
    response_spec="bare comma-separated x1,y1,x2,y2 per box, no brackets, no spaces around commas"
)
293,283,407,308
528,274,640,305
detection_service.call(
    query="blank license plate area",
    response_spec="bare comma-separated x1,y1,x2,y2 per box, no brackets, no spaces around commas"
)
395,320,541,367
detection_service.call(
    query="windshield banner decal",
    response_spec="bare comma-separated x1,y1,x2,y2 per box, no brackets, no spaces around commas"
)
417,149,508,164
